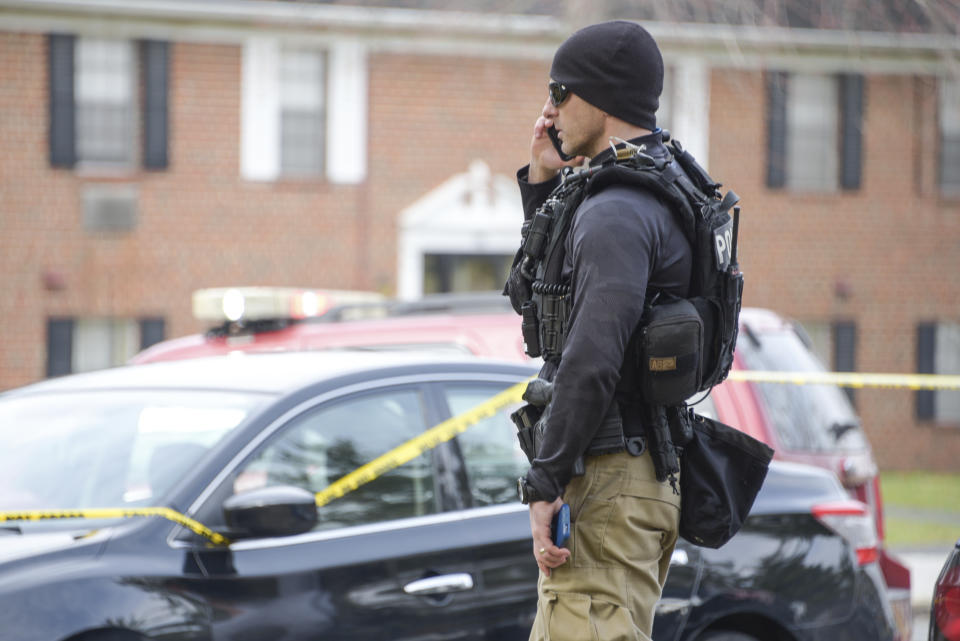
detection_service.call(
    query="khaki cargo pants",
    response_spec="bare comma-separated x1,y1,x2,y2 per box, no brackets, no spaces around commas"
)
528,450,680,641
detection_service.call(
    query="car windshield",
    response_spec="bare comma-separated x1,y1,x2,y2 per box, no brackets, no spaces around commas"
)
737,327,867,453
0,390,265,518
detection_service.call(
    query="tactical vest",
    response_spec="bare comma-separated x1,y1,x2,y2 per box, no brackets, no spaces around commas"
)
507,135,744,407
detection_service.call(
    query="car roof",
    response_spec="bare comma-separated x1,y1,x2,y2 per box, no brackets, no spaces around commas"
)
6,350,536,397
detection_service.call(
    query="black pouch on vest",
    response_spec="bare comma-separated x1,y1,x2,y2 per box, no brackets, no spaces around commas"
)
638,298,703,406
679,414,774,549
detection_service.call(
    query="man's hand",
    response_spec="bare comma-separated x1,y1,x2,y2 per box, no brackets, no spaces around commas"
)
529,99,583,184
529,497,571,576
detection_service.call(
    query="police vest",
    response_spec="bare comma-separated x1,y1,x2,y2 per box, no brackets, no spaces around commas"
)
507,135,744,407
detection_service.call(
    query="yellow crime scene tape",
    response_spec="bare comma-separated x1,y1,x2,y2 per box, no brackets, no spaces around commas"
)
0,507,230,545
727,370,960,390
2,371,955,544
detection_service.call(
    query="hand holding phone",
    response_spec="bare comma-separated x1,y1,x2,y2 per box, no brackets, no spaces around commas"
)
551,503,571,548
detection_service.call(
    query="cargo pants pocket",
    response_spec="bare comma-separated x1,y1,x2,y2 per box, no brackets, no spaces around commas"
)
540,592,640,641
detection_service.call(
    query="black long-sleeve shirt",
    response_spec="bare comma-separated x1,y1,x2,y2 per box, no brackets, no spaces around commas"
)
518,131,693,501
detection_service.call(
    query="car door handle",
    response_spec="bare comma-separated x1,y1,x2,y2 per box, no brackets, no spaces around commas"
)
403,573,475,596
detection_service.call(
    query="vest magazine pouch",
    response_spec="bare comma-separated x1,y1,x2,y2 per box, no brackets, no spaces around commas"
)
679,414,774,548
639,298,703,406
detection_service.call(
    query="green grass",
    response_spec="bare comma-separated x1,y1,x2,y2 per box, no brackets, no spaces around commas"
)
884,517,959,547
880,471,960,547
880,471,960,513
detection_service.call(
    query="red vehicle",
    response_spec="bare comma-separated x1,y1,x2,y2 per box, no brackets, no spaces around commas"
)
931,538,960,641
132,288,912,640
131,289,527,365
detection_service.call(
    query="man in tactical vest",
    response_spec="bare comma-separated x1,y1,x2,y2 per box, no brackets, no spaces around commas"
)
507,21,693,640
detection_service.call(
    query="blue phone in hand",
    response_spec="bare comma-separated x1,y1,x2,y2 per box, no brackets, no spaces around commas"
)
551,503,571,548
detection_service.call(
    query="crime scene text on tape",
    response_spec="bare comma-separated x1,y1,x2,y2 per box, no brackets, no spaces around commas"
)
727,370,960,390
0,507,230,545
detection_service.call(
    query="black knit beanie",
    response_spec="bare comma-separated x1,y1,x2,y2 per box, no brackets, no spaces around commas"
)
550,21,663,130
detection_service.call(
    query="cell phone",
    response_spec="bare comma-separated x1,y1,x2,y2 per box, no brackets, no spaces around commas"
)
551,503,571,548
546,125,574,162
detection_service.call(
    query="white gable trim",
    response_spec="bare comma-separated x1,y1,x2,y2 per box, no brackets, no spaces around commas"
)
398,161,522,299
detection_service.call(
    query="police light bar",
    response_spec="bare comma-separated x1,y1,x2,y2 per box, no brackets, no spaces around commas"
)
192,287,385,323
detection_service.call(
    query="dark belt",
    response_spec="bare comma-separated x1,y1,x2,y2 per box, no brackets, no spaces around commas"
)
583,406,647,458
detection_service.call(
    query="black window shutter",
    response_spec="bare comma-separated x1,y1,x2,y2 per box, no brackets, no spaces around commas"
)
766,71,788,189
916,323,936,420
833,321,857,405
46,318,74,377
139,317,166,350
142,40,170,169
840,74,864,190
48,33,76,168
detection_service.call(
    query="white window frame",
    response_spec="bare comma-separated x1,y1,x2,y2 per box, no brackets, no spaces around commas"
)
662,58,710,169
241,37,367,183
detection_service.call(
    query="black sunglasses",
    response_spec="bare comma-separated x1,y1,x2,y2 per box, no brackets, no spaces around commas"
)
548,80,570,107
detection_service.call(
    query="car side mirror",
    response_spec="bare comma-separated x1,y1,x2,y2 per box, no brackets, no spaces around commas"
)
223,485,318,539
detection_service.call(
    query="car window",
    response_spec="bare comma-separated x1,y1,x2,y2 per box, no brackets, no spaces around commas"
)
232,387,437,531
441,383,528,507
737,327,867,453
0,391,261,517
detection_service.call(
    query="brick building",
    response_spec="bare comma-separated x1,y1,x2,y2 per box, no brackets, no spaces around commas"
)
0,0,958,470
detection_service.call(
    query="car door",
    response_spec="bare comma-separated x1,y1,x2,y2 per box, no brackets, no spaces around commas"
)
429,379,539,639
176,382,501,641
433,378,702,641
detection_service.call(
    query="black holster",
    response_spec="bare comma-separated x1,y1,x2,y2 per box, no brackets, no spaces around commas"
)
644,404,694,493
511,403,543,462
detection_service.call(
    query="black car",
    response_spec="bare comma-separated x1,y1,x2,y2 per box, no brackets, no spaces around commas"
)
0,352,896,641
930,538,960,641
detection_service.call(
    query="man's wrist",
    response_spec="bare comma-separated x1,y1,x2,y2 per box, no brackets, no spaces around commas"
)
518,476,556,504
527,162,560,185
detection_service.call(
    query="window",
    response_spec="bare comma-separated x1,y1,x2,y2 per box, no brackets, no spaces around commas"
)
767,72,863,191
47,317,165,377
917,322,960,423
48,35,168,170
441,383,527,507
279,49,326,176
232,388,437,531
940,76,960,195
423,253,513,295
75,38,137,166
787,73,839,191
